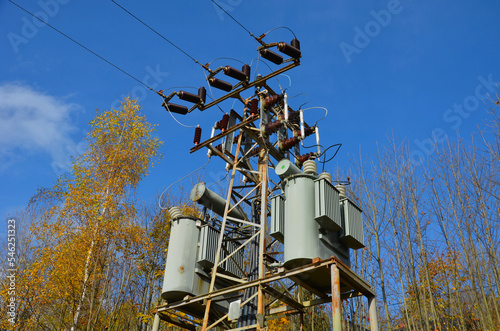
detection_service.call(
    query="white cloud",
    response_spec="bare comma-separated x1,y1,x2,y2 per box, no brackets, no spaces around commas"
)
0,83,82,173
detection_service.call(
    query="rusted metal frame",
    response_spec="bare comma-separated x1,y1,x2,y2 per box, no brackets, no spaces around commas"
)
157,312,197,331
199,61,300,111
239,140,259,161
233,184,257,189
226,215,262,228
335,259,376,297
268,305,301,315
256,149,269,330
241,125,283,162
266,238,278,250
262,284,304,311
205,291,259,330
206,144,257,184
265,281,297,309
201,133,244,331
217,231,261,267
230,189,253,208
168,310,200,324
331,263,342,331
289,275,329,299
190,114,259,153
213,271,247,284
220,244,247,278
157,309,200,326
226,181,261,216
158,258,347,311
228,324,259,331
266,310,302,322
267,292,364,318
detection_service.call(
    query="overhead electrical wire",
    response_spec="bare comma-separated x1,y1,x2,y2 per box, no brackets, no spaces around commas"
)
262,26,297,39
319,143,342,172
300,106,328,125
110,0,207,71
278,74,292,91
208,57,246,67
158,157,211,210
288,92,309,109
210,0,262,44
8,0,158,93
164,103,198,128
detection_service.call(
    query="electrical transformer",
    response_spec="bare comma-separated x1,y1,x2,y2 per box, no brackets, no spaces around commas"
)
161,207,245,307
161,215,204,302
271,159,364,269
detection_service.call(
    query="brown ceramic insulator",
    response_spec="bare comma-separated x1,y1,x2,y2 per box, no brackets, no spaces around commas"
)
193,126,202,145
223,66,248,81
264,120,283,135
242,64,251,80
163,102,188,115
250,98,258,115
264,95,283,107
279,137,299,151
259,49,283,65
208,77,232,92
198,86,206,103
178,90,201,103
296,153,315,165
291,37,300,50
219,113,229,131
277,42,301,58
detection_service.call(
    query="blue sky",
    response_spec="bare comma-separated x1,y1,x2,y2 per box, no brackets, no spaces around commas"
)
1,0,499,227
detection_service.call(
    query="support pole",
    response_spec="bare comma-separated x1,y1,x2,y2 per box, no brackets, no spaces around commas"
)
201,133,244,331
368,296,379,331
331,263,342,331
256,148,268,330
151,313,161,331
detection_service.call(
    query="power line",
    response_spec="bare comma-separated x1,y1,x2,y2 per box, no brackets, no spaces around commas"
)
210,0,263,45
111,0,206,70
8,0,156,93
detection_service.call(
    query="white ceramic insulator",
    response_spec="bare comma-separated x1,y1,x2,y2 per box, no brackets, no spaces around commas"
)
300,109,305,139
315,126,321,155
303,160,317,176
284,93,289,122
336,185,347,199
169,206,183,220
318,171,332,183
207,127,216,157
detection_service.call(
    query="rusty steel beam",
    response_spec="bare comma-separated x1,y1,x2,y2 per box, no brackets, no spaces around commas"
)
199,61,300,111
331,263,342,331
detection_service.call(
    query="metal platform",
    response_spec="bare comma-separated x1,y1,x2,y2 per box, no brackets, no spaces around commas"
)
155,257,378,330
